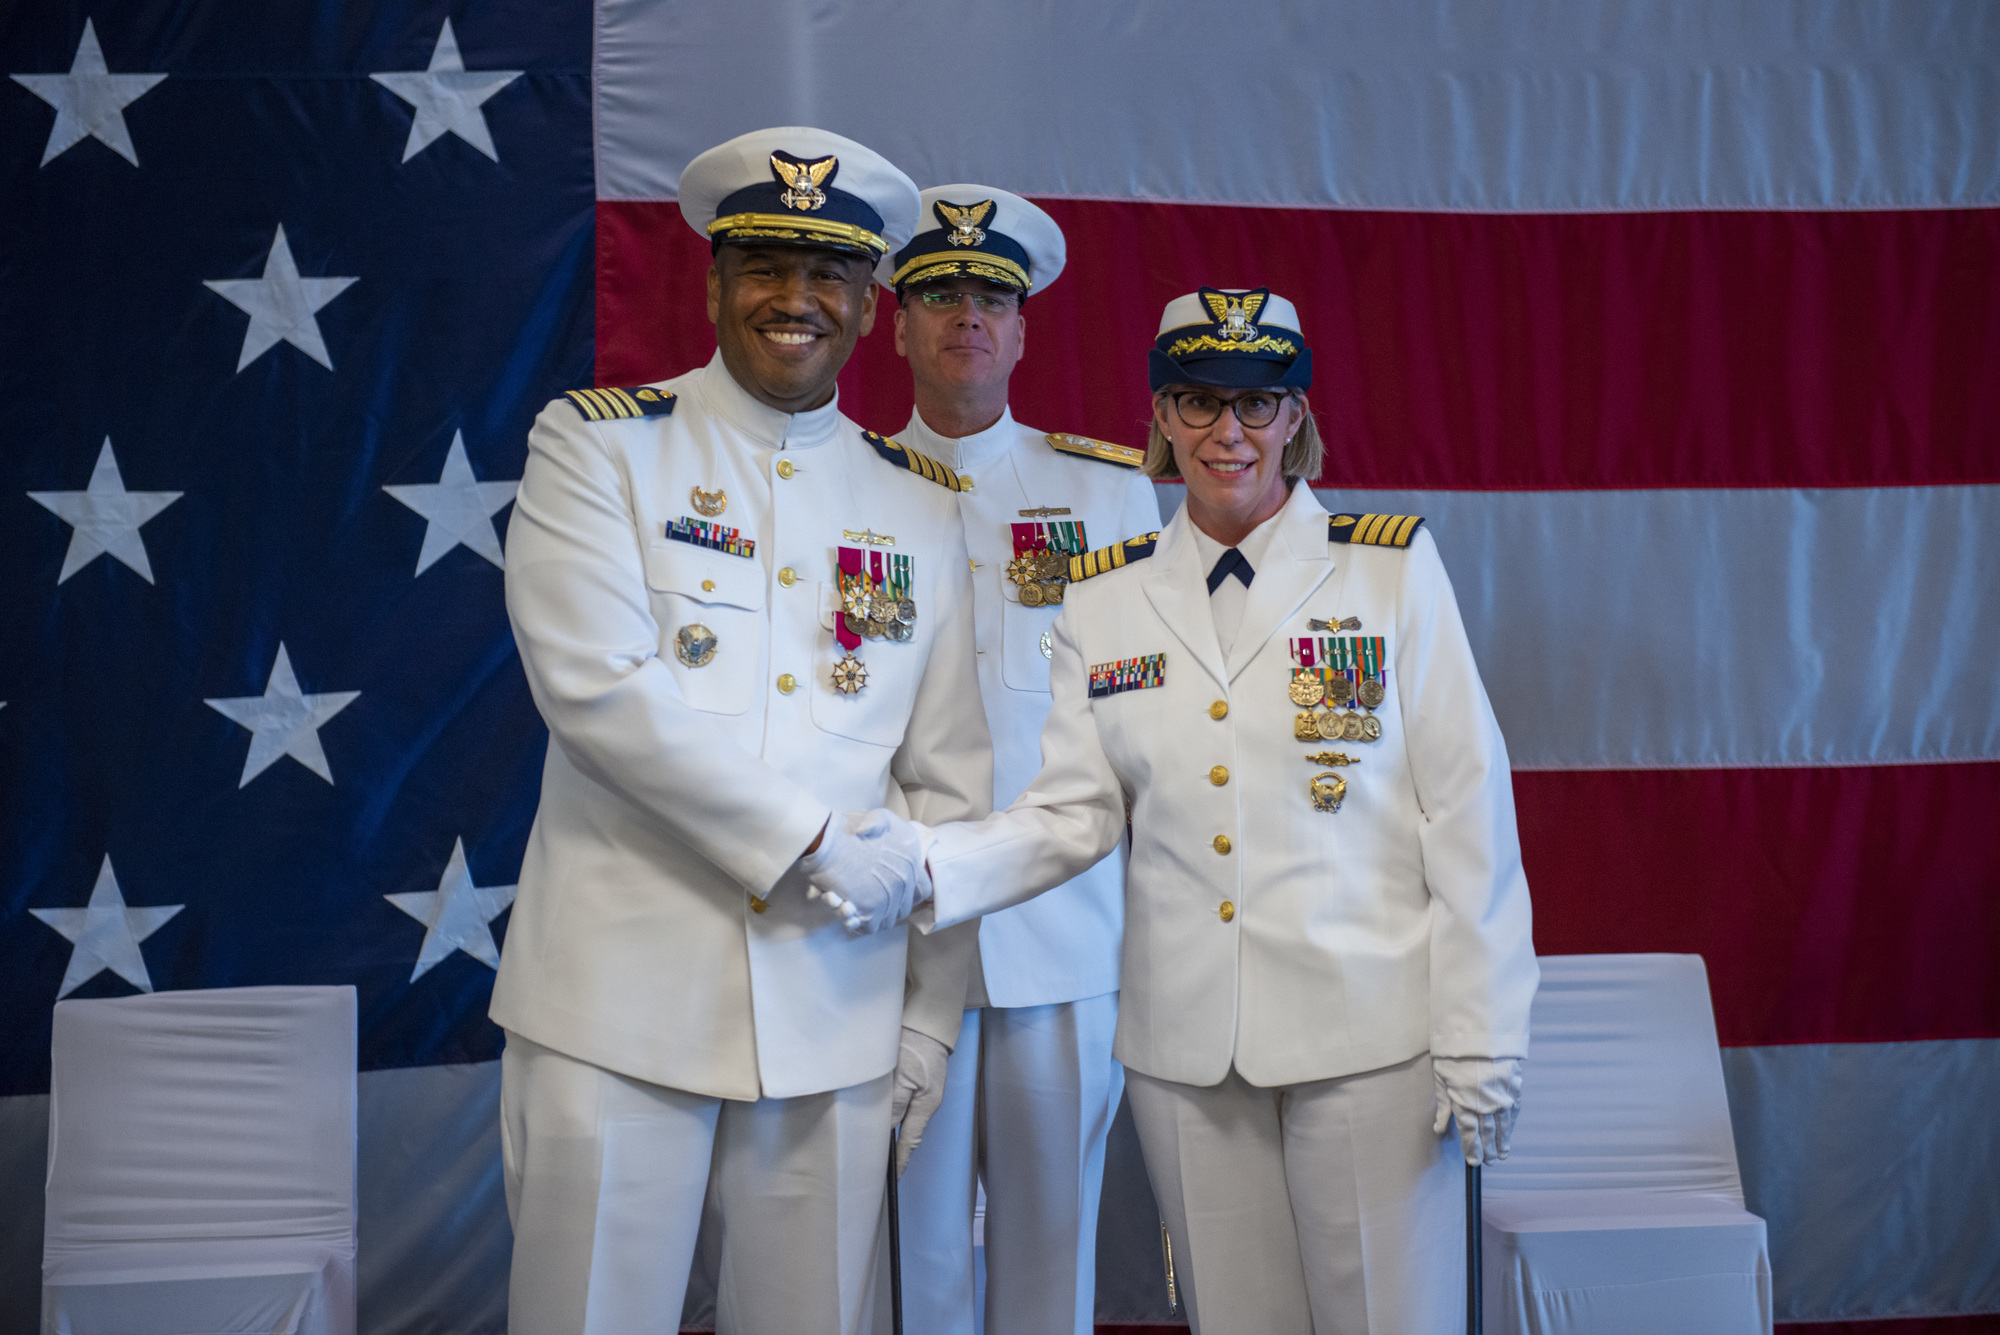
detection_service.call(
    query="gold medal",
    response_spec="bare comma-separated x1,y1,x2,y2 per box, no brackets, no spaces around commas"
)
1317,710,1346,741
1295,710,1323,742
1021,583,1045,607
1005,555,1038,587
690,485,727,516
831,653,869,694
1341,711,1366,741
1360,714,1383,742
1041,582,1065,606
1326,674,1354,707
844,613,869,638
1309,772,1347,813
1288,671,1324,707
673,623,717,667
1358,678,1386,709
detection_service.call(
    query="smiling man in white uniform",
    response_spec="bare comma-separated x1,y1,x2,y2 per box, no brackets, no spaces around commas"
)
877,187,1160,1335
491,127,989,1335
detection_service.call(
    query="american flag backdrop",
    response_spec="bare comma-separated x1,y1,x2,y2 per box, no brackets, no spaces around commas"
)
3,2,1998,1333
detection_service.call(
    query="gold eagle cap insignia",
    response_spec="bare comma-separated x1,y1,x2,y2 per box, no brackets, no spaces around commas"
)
936,199,994,248
771,152,836,211
1200,287,1267,343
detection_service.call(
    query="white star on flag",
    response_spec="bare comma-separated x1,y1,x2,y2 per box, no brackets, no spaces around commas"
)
384,431,519,574
10,19,165,167
27,438,182,584
369,19,522,163
205,643,360,787
385,838,517,980
204,225,358,372
30,856,184,999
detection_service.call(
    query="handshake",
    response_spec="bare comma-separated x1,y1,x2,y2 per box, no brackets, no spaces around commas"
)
798,808,932,935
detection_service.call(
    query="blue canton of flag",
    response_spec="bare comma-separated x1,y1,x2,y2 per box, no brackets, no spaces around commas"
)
0,1,593,1099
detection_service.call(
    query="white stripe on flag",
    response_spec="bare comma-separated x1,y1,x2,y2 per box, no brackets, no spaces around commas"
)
595,0,2000,210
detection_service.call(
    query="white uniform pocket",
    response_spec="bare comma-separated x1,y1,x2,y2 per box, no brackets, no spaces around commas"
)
644,540,764,717
1000,597,1060,693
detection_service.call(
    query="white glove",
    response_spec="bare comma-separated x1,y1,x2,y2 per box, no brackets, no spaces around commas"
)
799,808,931,935
1432,1056,1525,1166
890,1027,950,1177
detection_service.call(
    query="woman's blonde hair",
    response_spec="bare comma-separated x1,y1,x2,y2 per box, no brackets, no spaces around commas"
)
1142,389,1325,481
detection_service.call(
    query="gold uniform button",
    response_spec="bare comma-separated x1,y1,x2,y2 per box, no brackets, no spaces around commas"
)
1209,765,1229,786
960,477,974,492
1213,835,1232,855
750,897,768,914
777,673,797,694
1209,700,1228,720
701,579,716,592
776,459,795,479
1219,901,1235,922
778,567,797,587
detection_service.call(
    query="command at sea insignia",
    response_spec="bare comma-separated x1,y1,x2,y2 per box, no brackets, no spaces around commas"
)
560,385,678,421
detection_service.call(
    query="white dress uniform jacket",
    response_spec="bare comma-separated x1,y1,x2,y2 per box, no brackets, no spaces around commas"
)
923,480,1536,1086
900,409,1161,1007
493,354,991,1102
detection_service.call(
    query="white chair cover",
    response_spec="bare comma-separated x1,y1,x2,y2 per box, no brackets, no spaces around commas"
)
1483,954,1772,1334
42,986,358,1335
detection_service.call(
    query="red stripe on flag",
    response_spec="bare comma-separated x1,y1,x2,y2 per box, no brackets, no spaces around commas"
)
598,201,2000,489
1517,763,2000,1048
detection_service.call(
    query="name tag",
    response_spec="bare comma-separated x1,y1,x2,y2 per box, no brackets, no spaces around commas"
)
1089,653,1166,698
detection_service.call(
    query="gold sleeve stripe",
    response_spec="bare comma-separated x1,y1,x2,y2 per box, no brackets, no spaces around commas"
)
1327,513,1425,547
863,431,967,491
1068,532,1162,582
560,386,678,421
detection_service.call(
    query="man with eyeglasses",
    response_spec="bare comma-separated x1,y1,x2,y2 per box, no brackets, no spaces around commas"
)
874,186,1160,1335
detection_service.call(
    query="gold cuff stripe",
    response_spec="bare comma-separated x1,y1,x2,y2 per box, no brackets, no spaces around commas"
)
890,252,1031,291
708,212,888,255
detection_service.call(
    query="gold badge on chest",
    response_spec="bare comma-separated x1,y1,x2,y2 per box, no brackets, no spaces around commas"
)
690,485,727,516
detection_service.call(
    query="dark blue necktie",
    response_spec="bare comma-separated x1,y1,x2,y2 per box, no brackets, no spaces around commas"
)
1206,547,1255,593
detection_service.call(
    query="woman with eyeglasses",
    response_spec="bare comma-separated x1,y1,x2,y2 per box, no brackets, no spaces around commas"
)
802,286,1538,1332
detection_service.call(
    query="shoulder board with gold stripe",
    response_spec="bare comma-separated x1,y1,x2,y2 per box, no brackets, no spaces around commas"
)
1045,432,1145,469
1068,532,1161,582
1328,513,1425,547
561,386,677,421
863,430,967,491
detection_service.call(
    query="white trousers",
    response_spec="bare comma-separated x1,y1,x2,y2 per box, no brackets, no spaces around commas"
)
1125,1053,1461,1335
500,1031,891,1335
894,993,1124,1335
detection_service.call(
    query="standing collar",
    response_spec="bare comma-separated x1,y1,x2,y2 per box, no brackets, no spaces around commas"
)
693,351,844,450
901,405,1017,472
1181,485,1298,576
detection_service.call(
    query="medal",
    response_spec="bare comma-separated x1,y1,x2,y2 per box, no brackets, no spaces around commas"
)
1042,582,1064,606
674,623,717,667
1358,678,1386,709
1309,772,1347,813
1341,712,1366,741
1296,711,1324,742
1360,715,1383,742
1021,583,1045,607
1316,711,1346,741
1288,671,1324,707
1009,520,1087,606
895,597,916,626
831,653,869,694
1326,674,1355,706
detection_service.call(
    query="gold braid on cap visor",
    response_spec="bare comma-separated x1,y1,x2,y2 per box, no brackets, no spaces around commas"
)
889,252,1030,292
707,213,888,256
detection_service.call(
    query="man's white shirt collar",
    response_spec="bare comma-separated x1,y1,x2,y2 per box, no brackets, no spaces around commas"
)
692,350,843,451
902,405,1017,472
